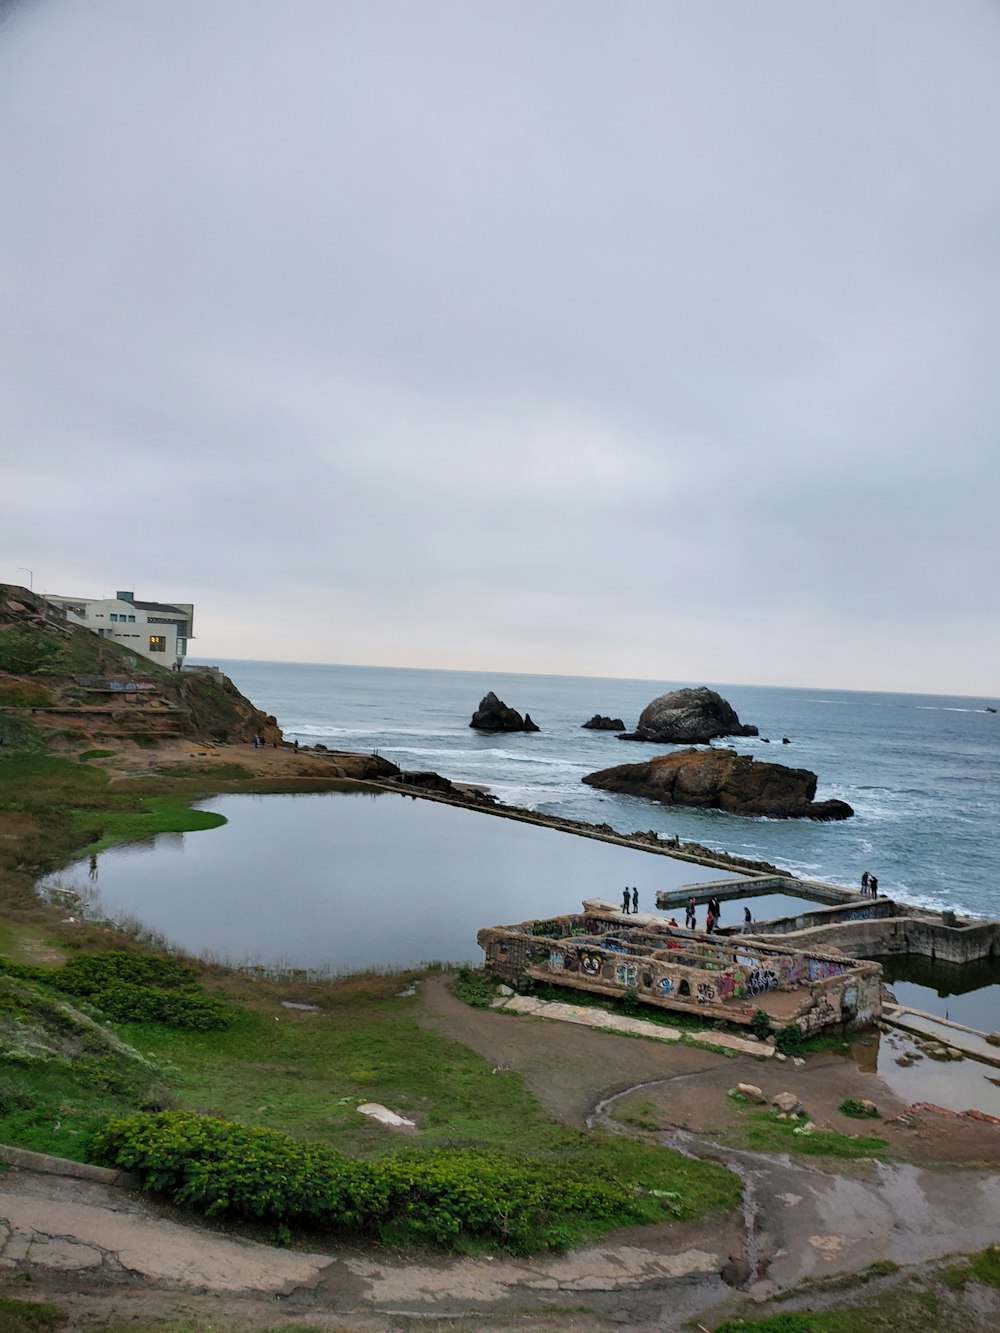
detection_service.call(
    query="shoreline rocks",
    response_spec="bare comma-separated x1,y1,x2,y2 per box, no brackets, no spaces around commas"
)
618,686,758,744
582,747,854,820
469,692,540,733
582,714,625,731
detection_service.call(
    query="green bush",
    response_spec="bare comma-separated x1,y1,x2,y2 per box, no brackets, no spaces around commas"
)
838,1098,879,1119
0,952,231,1032
91,1110,652,1252
750,1009,771,1041
774,1023,805,1055
452,966,498,1008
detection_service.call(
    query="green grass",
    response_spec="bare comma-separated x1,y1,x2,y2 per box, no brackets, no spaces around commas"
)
742,1109,889,1160
0,1295,65,1331
79,748,116,761
72,795,227,853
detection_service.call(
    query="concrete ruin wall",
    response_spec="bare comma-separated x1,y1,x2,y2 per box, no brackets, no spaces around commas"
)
477,906,881,1035
740,903,1000,965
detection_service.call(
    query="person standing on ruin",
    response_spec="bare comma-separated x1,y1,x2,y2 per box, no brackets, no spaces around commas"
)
631,886,638,914
861,870,870,894
622,886,631,914
686,895,696,929
870,875,878,898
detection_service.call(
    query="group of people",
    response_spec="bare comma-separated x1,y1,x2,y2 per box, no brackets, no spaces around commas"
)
860,870,879,897
621,885,639,914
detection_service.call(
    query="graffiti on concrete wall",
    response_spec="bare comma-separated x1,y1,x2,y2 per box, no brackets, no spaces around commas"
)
659,976,674,997
615,961,638,988
807,958,848,982
697,982,716,1005
579,950,603,977
746,967,778,996
548,951,565,971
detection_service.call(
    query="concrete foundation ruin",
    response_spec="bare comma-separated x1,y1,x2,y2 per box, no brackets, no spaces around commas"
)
478,899,882,1036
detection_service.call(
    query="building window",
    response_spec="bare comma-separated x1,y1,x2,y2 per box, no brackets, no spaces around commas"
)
128,614,136,623
149,635,167,653
176,638,187,656
110,613,118,622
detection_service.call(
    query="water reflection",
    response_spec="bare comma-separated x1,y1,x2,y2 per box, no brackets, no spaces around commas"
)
40,791,750,974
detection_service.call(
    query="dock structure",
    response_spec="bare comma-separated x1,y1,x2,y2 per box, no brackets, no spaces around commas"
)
655,875,856,911
478,899,881,1036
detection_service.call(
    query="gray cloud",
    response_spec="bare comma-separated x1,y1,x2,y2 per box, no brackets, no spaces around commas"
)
2,0,999,693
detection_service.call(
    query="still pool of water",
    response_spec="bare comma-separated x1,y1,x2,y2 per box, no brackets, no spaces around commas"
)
41,790,808,974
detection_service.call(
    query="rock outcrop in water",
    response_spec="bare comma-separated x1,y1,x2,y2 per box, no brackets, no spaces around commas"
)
583,747,853,820
469,692,539,732
582,714,625,731
618,686,758,743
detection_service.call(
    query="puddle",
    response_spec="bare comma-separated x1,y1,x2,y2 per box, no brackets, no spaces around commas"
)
843,1029,1000,1117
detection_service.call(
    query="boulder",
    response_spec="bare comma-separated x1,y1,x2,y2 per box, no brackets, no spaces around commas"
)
736,1083,766,1103
469,692,538,732
583,747,854,820
619,686,758,744
582,714,626,731
773,1092,801,1114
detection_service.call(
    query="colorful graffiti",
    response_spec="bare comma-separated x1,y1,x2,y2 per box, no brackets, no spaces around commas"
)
579,950,603,977
548,951,565,971
807,958,847,982
659,976,674,997
615,961,639,988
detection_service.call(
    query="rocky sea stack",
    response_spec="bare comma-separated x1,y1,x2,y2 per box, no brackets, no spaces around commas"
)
583,747,853,820
582,714,625,731
469,692,540,732
619,686,758,744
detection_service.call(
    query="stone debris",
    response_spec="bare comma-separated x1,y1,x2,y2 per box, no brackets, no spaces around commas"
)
491,995,774,1057
356,1103,417,1130
772,1092,801,1114
735,1083,767,1103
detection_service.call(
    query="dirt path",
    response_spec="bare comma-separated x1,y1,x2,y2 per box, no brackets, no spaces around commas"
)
3,977,1000,1330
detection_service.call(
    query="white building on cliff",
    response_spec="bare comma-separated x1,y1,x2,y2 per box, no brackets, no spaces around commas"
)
46,590,194,669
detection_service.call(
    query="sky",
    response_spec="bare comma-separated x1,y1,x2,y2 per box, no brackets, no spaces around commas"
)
2,1,998,696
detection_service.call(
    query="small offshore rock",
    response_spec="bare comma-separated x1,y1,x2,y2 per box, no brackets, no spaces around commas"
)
582,714,626,731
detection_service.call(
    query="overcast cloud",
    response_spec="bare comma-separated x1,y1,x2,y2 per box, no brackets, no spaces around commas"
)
2,0,998,694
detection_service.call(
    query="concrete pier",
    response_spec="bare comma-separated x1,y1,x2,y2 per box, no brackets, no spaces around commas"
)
656,874,856,910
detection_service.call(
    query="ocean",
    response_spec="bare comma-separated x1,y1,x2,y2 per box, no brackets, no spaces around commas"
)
212,661,999,920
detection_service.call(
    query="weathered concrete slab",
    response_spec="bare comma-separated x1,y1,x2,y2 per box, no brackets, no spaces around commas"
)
492,994,773,1057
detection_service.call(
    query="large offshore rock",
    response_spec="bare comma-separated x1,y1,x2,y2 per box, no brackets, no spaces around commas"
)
583,747,853,820
620,686,758,743
469,692,539,732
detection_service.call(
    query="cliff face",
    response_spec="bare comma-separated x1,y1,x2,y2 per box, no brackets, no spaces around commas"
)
0,584,280,748
619,686,758,744
583,747,854,820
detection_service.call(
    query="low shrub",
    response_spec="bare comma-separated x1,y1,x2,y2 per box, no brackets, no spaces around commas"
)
451,966,498,1008
90,1103,725,1247
750,1009,771,1041
91,1110,641,1252
838,1098,879,1119
774,1023,805,1056
0,952,231,1032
